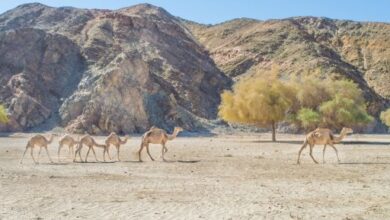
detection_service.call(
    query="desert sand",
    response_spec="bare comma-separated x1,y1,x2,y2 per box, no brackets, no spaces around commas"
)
1,133,390,219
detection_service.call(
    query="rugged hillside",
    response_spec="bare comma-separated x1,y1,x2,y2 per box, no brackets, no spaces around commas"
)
182,17,390,119
0,3,231,133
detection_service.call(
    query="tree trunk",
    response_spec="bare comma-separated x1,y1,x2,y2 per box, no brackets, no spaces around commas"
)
271,122,276,142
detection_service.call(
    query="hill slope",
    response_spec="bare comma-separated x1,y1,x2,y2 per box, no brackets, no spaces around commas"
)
0,3,231,133
182,17,390,125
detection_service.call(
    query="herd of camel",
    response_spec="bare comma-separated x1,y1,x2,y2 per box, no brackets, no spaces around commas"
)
19,125,353,165
20,126,183,164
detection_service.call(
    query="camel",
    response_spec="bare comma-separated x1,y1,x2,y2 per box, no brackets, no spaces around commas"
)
58,134,79,162
73,135,106,163
138,126,183,162
297,127,353,164
105,132,129,161
20,134,54,164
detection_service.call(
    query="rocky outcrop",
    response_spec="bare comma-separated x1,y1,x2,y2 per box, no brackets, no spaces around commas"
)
0,3,231,133
0,28,85,130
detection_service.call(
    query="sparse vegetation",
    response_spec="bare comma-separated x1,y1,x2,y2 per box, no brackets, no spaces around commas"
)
294,77,373,129
380,108,390,128
297,108,320,130
0,105,8,124
219,69,373,137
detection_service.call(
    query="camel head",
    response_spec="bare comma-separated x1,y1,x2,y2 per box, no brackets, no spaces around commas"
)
174,127,184,133
341,127,353,135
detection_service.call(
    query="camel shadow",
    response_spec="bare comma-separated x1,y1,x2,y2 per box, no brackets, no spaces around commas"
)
120,160,143,163
121,159,200,163
339,162,390,165
342,141,390,145
241,140,390,145
72,161,116,164
247,140,302,144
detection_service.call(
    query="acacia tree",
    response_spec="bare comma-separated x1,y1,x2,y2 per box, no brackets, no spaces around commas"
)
380,108,390,129
0,105,8,124
218,73,295,141
295,78,373,129
297,108,320,130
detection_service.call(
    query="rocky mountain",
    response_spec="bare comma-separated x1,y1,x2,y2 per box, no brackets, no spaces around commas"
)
0,3,389,133
0,3,231,133
182,17,390,123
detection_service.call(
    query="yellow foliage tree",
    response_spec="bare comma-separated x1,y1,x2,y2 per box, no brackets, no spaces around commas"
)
0,105,8,124
380,108,390,128
219,71,295,141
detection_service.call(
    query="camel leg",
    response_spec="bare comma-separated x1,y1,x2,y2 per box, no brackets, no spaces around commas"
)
323,144,327,164
45,146,54,163
30,147,37,164
164,146,168,153
74,144,83,162
67,144,72,159
162,144,167,162
116,144,120,161
70,144,75,160
297,141,308,164
85,147,91,162
138,144,144,162
20,147,29,164
107,147,112,161
37,147,42,164
309,145,319,164
146,144,155,161
330,144,340,163
103,148,107,162
91,147,99,162
58,143,63,162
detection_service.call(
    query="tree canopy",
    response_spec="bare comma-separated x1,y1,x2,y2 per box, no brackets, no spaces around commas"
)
0,105,8,124
380,108,390,128
219,71,295,141
218,69,373,140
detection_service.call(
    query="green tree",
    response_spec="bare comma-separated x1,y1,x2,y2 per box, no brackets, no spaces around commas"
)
319,95,373,129
0,105,8,124
297,108,320,130
219,72,295,141
294,78,373,130
380,108,390,128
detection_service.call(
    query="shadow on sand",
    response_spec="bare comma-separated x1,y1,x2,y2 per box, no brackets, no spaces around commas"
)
243,140,390,145
339,162,390,165
121,159,201,163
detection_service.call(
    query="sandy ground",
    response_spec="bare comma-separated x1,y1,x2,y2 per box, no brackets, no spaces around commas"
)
1,133,390,220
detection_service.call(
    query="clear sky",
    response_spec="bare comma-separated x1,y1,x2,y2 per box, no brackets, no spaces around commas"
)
1,0,389,24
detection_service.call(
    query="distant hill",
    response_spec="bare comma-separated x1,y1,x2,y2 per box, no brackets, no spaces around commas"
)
181,17,390,130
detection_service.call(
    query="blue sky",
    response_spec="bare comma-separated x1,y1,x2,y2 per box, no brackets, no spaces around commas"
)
1,0,389,24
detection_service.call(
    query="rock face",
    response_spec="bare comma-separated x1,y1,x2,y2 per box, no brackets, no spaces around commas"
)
1,3,389,133
182,17,390,121
0,3,231,133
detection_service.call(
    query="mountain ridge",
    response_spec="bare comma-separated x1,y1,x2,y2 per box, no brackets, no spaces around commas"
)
0,3,389,133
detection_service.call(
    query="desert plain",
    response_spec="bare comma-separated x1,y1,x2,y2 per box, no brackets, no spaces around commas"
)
1,133,390,219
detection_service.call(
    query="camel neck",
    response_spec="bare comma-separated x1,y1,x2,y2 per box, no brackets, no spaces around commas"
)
333,130,347,143
168,129,179,140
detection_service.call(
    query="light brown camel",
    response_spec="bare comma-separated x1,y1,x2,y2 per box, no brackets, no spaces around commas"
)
20,134,54,164
138,126,183,162
105,132,129,161
297,127,353,164
58,134,79,162
73,135,106,163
